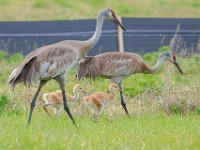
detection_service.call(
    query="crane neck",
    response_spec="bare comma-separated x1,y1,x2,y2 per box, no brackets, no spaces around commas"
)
73,90,79,101
146,54,165,74
87,13,105,49
109,90,116,100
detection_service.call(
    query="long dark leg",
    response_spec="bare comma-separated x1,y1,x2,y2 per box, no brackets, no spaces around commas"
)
54,75,76,126
119,82,129,116
27,80,47,125
62,90,76,125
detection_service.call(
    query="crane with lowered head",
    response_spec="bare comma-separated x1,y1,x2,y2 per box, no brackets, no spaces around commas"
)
76,51,183,116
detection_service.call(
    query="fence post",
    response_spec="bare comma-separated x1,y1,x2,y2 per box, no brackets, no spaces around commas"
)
117,16,124,52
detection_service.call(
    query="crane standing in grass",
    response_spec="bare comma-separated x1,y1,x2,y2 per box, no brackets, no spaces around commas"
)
8,8,126,126
76,51,183,116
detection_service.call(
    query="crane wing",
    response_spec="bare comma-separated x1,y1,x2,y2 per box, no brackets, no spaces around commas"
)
32,45,79,81
96,52,144,77
76,52,145,81
9,44,79,89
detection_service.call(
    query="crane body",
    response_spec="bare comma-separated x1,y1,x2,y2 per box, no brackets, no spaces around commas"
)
77,51,183,116
8,8,126,126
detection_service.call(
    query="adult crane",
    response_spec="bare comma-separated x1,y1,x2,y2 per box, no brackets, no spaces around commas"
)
8,8,126,126
76,51,183,116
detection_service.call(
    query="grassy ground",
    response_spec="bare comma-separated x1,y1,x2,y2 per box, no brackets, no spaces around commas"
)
0,0,200,21
1,112,200,149
0,48,200,149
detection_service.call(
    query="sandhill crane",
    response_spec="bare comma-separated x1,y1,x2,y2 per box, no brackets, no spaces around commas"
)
43,84,87,117
83,83,120,120
8,8,126,126
76,51,183,116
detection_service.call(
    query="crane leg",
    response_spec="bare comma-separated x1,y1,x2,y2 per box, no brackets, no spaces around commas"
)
62,90,76,125
27,80,47,126
54,75,76,126
119,82,130,116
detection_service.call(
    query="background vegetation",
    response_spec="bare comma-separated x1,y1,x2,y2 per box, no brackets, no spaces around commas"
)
0,0,200,21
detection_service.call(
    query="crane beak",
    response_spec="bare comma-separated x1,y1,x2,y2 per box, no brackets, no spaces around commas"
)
173,61,183,75
113,16,126,31
82,90,88,95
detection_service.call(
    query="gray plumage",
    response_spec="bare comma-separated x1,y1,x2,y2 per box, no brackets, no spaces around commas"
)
77,51,183,81
7,8,126,126
8,8,126,90
76,51,183,115
8,42,81,89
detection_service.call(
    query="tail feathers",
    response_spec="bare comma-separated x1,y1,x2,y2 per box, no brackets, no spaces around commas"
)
77,56,100,81
8,56,37,90
8,68,18,83
8,68,19,90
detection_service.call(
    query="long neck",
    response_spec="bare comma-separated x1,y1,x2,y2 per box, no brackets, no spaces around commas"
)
73,90,79,101
87,14,105,49
146,56,165,74
108,90,116,100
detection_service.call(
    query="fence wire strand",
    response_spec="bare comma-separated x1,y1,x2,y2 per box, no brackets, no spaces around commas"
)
0,29,200,37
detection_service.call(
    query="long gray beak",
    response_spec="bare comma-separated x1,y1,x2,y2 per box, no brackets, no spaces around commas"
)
173,61,183,75
113,16,126,31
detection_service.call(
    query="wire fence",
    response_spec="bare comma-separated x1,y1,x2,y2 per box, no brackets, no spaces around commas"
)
0,17,200,55
0,29,200,37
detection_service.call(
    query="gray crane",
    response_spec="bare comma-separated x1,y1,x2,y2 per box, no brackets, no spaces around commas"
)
8,8,126,126
76,51,183,116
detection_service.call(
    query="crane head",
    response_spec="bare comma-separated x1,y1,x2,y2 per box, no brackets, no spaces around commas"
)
166,51,183,75
104,9,126,31
109,83,121,92
74,84,87,94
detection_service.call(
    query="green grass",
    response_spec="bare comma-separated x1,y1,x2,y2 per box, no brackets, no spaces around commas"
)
33,0,47,8
0,95,9,113
0,0,200,21
1,111,200,149
0,48,200,149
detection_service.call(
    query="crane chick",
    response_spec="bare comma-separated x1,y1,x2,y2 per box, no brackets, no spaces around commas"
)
83,83,120,120
42,84,87,116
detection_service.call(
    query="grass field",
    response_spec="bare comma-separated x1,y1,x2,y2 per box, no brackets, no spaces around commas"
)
0,47,200,149
0,1,200,149
1,112,200,149
0,0,200,21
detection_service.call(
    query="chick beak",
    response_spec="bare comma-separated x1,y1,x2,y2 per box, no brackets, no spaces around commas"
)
113,16,126,31
82,90,88,95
